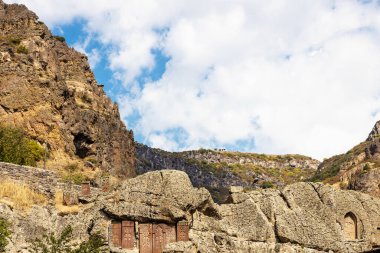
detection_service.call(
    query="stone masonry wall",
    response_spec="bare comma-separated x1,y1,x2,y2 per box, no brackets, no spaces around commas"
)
0,161,100,198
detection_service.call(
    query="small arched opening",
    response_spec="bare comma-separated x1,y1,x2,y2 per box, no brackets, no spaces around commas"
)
343,212,358,240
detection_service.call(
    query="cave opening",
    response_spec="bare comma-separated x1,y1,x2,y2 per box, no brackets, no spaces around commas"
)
73,133,94,158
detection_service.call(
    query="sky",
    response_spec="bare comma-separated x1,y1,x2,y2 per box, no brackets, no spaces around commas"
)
6,0,380,160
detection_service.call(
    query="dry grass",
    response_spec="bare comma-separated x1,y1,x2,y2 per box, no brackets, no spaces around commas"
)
54,189,80,215
0,179,47,211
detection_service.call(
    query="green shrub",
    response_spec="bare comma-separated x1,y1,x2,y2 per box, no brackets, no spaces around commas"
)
53,36,66,43
16,45,28,54
73,232,105,253
31,226,73,253
0,124,45,166
362,163,371,173
64,163,79,173
8,37,21,45
63,172,88,185
31,225,105,253
261,181,274,189
0,218,11,252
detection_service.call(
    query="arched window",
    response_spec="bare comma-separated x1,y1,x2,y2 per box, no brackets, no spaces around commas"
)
343,212,358,240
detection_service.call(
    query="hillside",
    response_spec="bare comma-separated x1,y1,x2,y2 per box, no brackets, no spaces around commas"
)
313,121,380,197
136,143,320,202
0,0,135,177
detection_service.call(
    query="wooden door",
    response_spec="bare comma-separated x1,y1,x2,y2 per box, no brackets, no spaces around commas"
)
112,221,122,247
163,224,176,245
139,224,153,253
121,220,135,249
153,224,164,253
177,221,189,241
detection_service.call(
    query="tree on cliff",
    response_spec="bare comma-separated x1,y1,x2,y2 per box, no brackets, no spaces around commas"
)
0,124,44,166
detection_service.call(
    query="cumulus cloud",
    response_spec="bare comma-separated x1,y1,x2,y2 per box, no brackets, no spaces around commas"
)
7,0,380,159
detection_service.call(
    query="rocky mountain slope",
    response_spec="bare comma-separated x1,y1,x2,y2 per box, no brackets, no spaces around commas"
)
0,0,135,177
136,143,320,202
313,121,380,197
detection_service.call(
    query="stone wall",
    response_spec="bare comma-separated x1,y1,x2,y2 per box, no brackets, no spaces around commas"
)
0,162,60,196
0,162,100,198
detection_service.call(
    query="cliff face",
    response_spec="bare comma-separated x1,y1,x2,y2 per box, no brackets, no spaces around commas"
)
0,1,135,177
1,163,380,253
136,143,320,202
313,121,380,197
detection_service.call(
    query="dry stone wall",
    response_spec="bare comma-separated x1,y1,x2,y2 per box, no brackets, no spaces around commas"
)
0,162,101,198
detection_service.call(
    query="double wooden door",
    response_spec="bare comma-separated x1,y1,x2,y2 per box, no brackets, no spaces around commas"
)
112,221,135,249
139,223,176,253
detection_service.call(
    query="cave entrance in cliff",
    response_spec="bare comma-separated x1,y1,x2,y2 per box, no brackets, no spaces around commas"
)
343,212,358,240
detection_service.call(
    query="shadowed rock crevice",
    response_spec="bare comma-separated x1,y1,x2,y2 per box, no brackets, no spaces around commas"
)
73,132,94,158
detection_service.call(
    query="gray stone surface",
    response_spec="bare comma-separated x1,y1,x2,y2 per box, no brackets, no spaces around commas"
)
1,168,379,253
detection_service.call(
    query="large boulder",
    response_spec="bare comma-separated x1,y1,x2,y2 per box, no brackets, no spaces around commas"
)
102,170,219,223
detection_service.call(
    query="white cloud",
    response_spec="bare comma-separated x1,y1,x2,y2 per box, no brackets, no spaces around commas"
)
6,0,380,159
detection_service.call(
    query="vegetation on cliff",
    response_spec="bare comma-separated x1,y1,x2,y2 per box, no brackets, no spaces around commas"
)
0,124,44,167
31,226,105,253
0,218,10,252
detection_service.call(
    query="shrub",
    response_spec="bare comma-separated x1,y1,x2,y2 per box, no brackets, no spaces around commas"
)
16,45,28,54
64,163,79,173
0,124,45,166
261,181,274,189
73,232,105,253
8,37,21,45
31,225,105,253
63,172,88,185
362,163,371,173
53,36,66,43
0,218,11,252
31,226,73,253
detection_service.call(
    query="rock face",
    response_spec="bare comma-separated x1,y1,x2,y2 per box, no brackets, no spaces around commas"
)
0,0,135,176
1,165,380,253
137,143,320,203
367,121,380,141
314,121,380,198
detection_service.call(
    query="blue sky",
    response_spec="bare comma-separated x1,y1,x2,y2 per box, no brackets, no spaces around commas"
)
7,0,380,159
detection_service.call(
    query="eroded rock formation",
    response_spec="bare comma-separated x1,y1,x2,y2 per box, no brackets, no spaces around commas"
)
315,121,380,198
0,0,135,176
1,163,379,253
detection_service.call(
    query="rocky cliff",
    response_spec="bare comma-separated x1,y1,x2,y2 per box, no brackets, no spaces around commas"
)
313,121,380,197
1,163,379,253
0,0,135,177
136,143,320,203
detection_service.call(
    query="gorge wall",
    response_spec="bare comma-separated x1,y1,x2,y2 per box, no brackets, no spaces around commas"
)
0,0,135,177
136,143,320,202
314,121,380,198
